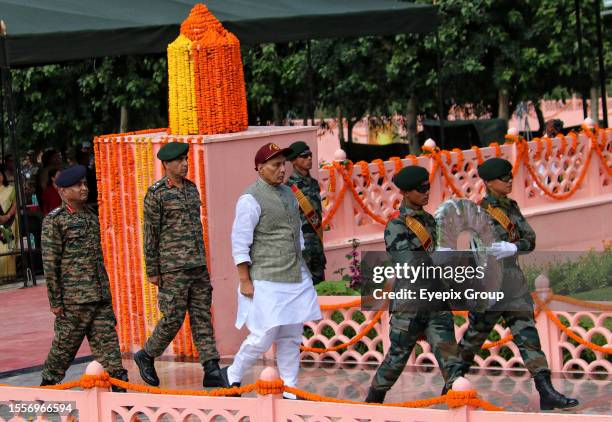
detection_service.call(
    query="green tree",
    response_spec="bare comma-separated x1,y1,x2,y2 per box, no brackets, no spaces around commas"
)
8,55,167,154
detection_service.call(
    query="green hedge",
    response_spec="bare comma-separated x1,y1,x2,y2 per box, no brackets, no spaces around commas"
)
523,245,612,298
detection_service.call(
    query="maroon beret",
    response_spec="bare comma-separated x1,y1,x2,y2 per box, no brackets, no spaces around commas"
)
254,143,292,170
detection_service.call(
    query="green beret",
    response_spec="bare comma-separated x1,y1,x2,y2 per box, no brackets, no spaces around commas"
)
286,141,310,161
392,166,429,191
478,157,512,181
157,142,189,161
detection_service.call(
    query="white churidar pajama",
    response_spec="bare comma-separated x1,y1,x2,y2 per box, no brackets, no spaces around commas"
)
227,194,321,397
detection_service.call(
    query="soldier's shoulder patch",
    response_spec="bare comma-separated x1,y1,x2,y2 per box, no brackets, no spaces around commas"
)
385,216,407,232
47,207,64,218
149,179,166,193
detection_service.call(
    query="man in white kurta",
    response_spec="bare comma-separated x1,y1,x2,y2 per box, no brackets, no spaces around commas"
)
222,142,321,398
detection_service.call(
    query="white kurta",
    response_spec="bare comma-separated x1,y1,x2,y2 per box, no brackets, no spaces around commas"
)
231,194,322,338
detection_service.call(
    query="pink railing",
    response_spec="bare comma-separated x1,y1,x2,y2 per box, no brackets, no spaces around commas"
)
303,275,611,374
1,362,606,421
319,130,612,246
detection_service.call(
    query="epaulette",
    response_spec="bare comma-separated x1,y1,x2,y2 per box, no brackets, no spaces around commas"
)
47,206,63,217
184,178,196,187
149,179,166,193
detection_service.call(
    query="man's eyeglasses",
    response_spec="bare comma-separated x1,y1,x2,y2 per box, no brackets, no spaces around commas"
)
414,183,430,193
298,151,312,158
497,174,513,182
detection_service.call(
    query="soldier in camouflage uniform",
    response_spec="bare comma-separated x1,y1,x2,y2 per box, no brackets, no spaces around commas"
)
40,165,128,392
448,158,578,410
286,141,326,284
134,142,224,388
365,166,461,403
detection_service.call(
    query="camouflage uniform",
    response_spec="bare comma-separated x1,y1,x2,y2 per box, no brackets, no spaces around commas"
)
41,204,127,384
451,190,548,381
371,204,461,392
286,171,326,283
143,176,219,363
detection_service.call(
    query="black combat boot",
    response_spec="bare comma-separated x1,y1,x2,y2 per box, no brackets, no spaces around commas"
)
441,362,470,395
534,372,579,411
219,366,241,396
134,349,160,386
111,370,128,392
40,378,55,386
203,359,226,388
364,387,386,403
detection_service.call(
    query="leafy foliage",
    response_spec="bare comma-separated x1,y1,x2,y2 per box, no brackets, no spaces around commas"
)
4,0,610,153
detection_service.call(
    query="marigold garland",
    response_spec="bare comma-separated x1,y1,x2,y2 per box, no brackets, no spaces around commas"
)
568,132,579,154
168,4,247,135
471,146,484,165
452,148,464,171
17,374,504,410
557,133,567,156
337,165,389,225
300,310,384,353
355,161,371,186
372,159,386,182
405,154,419,166
323,165,336,193
522,137,592,200
389,156,403,174
544,137,553,159
490,142,502,157
533,295,612,355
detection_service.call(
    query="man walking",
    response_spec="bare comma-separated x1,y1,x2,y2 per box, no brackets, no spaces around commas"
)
40,165,128,391
448,157,579,410
364,166,461,403
221,143,321,398
134,142,224,388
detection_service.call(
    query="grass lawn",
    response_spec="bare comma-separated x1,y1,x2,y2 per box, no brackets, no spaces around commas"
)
571,286,612,301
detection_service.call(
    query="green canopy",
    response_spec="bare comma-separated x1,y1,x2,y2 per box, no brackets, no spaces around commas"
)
1,0,438,66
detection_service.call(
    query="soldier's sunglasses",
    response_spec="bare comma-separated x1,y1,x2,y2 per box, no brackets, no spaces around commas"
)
298,151,312,158
497,174,513,182
413,183,430,193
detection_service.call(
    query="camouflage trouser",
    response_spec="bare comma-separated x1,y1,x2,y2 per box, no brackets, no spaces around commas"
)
42,302,127,384
371,311,461,391
451,294,549,384
302,232,326,284
144,266,220,364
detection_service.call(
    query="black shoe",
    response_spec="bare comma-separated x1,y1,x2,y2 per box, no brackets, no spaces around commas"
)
203,359,226,388
134,349,160,387
364,387,386,403
219,366,241,396
40,378,55,386
534,372,579,411
110,370,129,393
283,395,304,400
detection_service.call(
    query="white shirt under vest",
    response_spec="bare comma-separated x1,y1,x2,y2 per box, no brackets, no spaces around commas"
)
231,193,322,337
